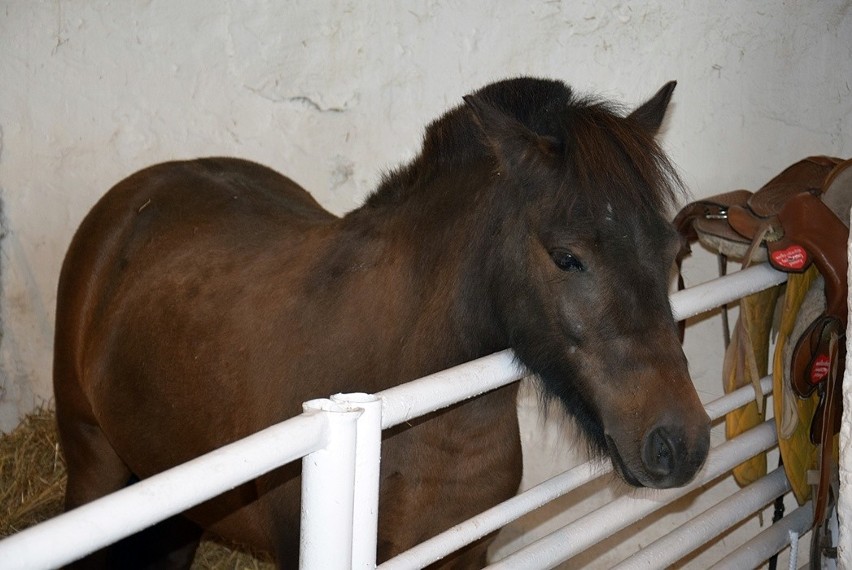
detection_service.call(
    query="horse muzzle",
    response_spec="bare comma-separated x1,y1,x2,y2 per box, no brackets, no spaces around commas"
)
606,413,710,489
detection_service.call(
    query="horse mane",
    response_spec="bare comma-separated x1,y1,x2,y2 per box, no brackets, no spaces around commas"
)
364,77,684,215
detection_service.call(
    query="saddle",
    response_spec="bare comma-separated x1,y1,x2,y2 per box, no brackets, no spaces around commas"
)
674,156,851,531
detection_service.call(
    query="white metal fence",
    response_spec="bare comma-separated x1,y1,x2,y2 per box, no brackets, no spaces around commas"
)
0,263,817,569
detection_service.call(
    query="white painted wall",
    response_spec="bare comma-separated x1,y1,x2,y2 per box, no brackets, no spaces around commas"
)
1,0,850,566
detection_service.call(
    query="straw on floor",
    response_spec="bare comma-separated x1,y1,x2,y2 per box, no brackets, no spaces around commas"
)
0,405,273,569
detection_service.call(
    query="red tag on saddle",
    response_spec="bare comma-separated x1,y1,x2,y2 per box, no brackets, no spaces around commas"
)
810,354,831,385
770,244,808,270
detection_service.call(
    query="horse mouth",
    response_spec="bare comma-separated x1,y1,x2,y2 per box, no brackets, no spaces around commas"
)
605,435,646,488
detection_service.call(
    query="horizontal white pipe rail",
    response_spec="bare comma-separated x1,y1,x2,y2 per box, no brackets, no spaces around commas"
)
0,412,334,570
0,263,790,569
669,262,787,321
488,420,779,569
708,503,815,569
380,376,774,570
377,350,524,429
380,459,611,570
705,375,773,421
614,467,791,569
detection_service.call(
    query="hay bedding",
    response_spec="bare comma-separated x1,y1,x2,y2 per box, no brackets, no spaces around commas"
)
0,406,273,569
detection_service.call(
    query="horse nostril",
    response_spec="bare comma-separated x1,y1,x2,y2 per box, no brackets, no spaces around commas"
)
642,426,677,477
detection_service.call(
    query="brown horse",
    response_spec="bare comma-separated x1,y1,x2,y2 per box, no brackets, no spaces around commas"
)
54,77,710,568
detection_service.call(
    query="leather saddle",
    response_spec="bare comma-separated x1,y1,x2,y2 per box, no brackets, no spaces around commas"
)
726,159,848,439
674,156,851,530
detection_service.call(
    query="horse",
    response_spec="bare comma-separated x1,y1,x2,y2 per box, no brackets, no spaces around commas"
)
54,77,710,568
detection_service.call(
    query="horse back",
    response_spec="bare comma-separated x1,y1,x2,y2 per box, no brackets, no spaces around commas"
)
54,157,336,441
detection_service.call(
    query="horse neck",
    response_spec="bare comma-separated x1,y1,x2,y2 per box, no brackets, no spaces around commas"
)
339,166,506,370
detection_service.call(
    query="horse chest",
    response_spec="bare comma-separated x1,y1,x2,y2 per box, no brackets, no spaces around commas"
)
376,385,522,558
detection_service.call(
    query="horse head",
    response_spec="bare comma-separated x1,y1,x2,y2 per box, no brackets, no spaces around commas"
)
466,79,710,488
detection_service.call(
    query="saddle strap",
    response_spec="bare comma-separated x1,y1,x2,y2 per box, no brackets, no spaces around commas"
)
811,350,842,527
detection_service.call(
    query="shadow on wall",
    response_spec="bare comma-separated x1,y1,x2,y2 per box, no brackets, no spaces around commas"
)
0,193,11,432
0,193,5,394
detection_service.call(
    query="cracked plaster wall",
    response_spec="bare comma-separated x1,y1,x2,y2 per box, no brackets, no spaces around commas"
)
1,1,851,566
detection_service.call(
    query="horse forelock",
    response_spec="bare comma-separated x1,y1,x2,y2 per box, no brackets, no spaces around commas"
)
564,103,684,219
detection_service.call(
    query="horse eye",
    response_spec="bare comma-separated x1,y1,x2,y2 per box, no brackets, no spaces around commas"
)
551,250,585,272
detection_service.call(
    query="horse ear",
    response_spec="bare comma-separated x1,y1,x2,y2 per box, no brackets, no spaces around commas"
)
463,94,561,169
628,80,677,134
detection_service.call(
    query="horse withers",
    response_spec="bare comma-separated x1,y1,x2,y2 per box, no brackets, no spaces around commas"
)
54,77,709,568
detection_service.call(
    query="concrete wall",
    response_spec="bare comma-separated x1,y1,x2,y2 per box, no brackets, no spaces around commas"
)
1,0,851,566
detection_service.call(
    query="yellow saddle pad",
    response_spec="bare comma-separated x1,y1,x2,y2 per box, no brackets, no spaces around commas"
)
723,284,779,486
774,267,821,505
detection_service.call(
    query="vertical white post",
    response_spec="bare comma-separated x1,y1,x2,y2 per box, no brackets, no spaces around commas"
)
839,213,852,570
333,393,383,569
300,399,362,570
